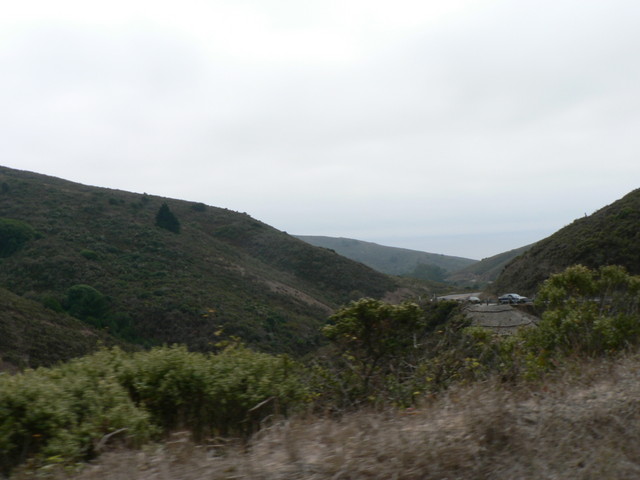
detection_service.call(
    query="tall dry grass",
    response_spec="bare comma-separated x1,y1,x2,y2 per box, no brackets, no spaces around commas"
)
32,352,640,480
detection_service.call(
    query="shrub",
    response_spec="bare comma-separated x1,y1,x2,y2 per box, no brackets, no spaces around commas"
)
0,350,155,476
0,217,38,257
41,294,64,313
155,203,180,233
118,344,306,439
0,345,307,474
65,284,109,321
80,249,99,261
518,265,640,371
317,299,464,407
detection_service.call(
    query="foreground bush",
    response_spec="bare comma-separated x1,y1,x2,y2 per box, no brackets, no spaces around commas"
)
0,349,154,475
312,265,640,408
118,344,306,439
0,345,306,475
59,351,640,480
522,265,640,372
316,299,465,407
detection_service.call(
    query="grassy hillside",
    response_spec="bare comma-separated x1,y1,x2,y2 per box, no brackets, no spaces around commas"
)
492,188,640,295
295,235,477,278
0,166,399,356
0,287,116,370
446,243,534,287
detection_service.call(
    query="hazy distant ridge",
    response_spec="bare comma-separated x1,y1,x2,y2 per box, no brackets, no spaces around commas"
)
445,244,534,286
295,235,477,276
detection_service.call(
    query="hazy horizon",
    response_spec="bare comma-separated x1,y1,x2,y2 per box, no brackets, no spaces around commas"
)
2,1,639,258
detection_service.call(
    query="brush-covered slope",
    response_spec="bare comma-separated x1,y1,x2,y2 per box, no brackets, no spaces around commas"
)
492,189,640,295
295,235,477,279
0,287,116,370
0,167,398,355
446,244,534,287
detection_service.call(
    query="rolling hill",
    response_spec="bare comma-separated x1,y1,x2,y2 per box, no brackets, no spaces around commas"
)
492,188,640,295
295,235,477,280
0,286,118,370
445,243,535,287
0,166,403,359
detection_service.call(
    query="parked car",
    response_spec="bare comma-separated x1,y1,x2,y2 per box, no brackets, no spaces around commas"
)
467,296,481,304
499,293,526,304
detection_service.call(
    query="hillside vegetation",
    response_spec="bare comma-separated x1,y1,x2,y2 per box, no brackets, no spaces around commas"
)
0,166,400,358
446,243,533,287
5,166,640,478
0,287,116,370
296,235,477,280
5,264,640,478
492,188,640,295
59,352,640,480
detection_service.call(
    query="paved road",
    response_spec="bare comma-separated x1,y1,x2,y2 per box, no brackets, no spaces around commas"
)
464,304,539,334
437,292,482,301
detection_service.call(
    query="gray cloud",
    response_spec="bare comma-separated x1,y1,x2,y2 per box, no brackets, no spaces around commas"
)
2,0,639,258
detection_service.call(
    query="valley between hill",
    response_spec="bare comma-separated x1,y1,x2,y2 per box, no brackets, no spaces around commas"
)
2,167,640,479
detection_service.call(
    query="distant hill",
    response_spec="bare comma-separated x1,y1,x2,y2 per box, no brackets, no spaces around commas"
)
0,166,402,358
446,244,535,287
295,235,477,280
492,189,640,295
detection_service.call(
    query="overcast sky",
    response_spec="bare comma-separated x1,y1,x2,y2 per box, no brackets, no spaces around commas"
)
2,0,639,259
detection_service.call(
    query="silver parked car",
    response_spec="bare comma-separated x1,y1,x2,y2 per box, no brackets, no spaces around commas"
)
498,293,528,304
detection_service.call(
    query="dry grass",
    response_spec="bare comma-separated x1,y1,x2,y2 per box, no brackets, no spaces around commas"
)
48,353,640,480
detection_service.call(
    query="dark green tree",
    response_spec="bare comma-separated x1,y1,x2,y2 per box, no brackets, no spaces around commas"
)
155,203,180,233
65,284,109,322
0,218,37,257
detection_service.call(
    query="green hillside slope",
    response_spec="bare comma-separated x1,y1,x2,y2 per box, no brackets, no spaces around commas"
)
0,167,398,356
295,235,477,278
446,244,534,287
0,287,117,370
492,188,640,295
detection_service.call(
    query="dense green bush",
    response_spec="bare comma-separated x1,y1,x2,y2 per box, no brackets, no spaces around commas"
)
118,344,306,439
65,284,109,321
0,345,307,475
460,265,640,379
316,299,464,407
0,217,37,257
523,265,640,362
0,350,154,476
